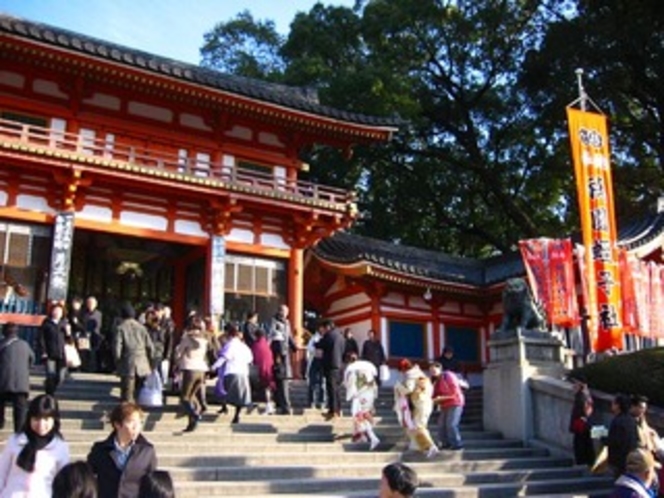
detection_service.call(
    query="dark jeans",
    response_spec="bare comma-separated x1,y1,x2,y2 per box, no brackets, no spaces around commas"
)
45,359,67,395
0,392,28,433
324,368,341,415
307,361,326,408
274,378,291,413
79,348,98,372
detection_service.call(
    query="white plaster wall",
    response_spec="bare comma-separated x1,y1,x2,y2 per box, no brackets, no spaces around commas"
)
0,191,7,206
227,227,254,244
0,70,25,88
83,93,121,111
174,219,206,237
16,194,55,215
441,301,461,313
383,292,404,305
409,296,431,309
327,293,370,316
77,205,113,223
119,211,168,231
380,303,430,317
260,232,289,249
32,79,66,99
226,126,252,140
258,132,285,148
179,113,211,131
128,101,173,122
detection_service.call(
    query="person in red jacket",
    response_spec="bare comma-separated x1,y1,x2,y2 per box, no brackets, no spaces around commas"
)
430,362,465,450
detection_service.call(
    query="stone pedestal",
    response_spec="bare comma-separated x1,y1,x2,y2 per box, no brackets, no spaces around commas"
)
483,331,566,442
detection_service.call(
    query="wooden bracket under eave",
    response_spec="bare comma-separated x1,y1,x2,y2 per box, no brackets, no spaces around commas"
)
52,168,92,211
205,197,243,236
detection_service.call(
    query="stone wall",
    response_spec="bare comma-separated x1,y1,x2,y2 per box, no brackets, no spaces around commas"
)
528,374,664,456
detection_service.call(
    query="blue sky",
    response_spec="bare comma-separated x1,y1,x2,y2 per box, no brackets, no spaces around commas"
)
0,0,355,65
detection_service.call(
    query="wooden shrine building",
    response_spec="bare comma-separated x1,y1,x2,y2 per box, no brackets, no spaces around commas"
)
2,14,663,372
305,210,664,373
0,14,398,336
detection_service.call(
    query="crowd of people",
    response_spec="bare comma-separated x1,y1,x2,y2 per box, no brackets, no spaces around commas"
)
568,374,664,497
7,295,663,497
0,300,407,496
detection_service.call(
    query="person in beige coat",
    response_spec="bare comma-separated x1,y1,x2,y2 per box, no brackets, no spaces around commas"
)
175,315,210,432
113,302,154,403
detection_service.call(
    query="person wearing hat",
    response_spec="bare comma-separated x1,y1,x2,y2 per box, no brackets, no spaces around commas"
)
113,302,155,403
611,448,657,498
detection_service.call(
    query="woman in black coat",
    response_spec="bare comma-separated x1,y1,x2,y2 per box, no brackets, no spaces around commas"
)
87,402,157,498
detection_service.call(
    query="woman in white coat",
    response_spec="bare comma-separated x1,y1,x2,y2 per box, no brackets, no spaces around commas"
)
212,325,253,424
0,394,70,497
344,353,380,450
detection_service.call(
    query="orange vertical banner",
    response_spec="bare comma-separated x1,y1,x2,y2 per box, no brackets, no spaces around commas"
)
567,107,622,351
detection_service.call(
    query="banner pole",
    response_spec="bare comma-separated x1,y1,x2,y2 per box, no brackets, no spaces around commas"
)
575,68,586,111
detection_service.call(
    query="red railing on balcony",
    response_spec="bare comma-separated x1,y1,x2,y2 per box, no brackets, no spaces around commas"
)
0,118,356,206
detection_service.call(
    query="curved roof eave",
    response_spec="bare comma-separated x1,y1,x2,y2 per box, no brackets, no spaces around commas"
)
0,14,402,136
312,231,525,289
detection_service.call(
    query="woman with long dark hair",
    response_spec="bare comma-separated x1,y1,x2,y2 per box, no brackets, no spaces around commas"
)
0,394,70,497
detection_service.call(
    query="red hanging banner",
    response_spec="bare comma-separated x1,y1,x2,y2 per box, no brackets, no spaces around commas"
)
519,238,579,328
619,250,639,335
566,107,622,351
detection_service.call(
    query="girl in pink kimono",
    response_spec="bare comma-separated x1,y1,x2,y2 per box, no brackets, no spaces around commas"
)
344,353,380,450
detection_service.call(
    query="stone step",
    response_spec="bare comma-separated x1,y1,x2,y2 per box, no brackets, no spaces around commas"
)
9,372,613,497
169,473,612,497
41,420,487,439
40,414,488,438
164,464,588,484
67,452,575,471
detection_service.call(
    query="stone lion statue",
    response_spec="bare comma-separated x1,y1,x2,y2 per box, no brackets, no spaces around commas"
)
496,277,546,336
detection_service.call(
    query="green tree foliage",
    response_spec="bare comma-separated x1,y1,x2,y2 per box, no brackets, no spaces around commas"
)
200,0,663,257
522,0,664,224
200,10,285,80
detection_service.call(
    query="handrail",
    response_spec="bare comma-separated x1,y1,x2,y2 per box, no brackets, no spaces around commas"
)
0,118,354,206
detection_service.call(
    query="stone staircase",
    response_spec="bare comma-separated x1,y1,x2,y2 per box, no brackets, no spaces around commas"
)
0,371,613,497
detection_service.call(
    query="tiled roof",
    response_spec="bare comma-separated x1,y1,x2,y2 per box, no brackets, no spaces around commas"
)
315,213,664,288
312,231,524,287
0,14,401,129
617,212,664,251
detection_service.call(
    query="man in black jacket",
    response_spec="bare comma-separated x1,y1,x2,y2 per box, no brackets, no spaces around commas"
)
361,329,387,386
0,322,34,432
39,302,68,395
268,304,297,414
607,393,639,477
316,319,345,420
